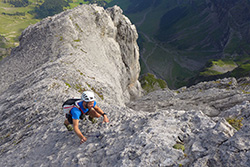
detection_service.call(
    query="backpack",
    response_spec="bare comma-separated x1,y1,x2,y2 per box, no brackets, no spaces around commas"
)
62,98,85,120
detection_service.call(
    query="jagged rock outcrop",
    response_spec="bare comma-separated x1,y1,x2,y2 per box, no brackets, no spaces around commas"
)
0,4,141,105
0,4,250,167
1,74,250,166
128,77,250,167
0,3,142,165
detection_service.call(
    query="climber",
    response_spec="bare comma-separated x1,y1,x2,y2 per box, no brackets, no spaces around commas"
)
63,91,109,144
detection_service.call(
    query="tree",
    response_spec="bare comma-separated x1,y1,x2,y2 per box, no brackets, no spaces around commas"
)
34,0,69,19
3,0,30,7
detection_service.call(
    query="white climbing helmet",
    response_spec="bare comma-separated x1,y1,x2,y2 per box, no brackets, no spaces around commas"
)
81,91,96,102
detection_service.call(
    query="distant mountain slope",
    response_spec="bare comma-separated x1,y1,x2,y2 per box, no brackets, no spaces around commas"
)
157,0,250,54
107,0,250,89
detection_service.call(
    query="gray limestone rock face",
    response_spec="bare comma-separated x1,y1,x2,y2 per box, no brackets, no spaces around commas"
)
0,4,141,105
127,77,250,167
0,4,142,166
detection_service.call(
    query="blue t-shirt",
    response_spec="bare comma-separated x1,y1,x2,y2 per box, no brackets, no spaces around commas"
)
71,101,97,119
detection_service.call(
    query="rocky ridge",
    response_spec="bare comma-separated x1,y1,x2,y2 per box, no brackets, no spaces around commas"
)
128,77,250,166
0,4,141,105
0,4,250,167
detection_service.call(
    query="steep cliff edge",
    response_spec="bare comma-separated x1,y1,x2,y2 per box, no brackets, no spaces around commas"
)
0,4,141,105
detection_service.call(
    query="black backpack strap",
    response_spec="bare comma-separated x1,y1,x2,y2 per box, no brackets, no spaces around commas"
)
62,98,81,106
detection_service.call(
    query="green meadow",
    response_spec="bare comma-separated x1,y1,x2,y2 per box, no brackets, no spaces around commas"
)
0,0,41,46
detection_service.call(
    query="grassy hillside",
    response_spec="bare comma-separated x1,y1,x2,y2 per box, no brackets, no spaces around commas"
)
139,73,167,94
0,0,41,46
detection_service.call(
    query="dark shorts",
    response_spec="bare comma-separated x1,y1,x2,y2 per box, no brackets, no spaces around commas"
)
66,114,73,124
65,113,86,124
